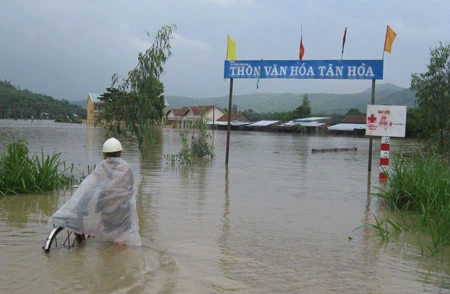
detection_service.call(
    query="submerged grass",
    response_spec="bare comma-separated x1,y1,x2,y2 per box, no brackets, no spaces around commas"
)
164,112,215,166
374,153,450,256
0,139,78,195
359,215,403,242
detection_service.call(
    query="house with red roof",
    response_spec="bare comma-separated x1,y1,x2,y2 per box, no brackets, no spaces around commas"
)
166,105,225,128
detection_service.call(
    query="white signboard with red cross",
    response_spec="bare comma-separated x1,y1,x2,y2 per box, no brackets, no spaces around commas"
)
365,105,407,137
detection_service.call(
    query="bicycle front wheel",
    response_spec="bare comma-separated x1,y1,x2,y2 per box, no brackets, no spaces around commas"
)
42,227,83,253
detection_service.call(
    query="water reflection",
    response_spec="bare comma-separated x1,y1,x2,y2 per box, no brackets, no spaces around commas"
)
179,162,212,208
293,134,311,166
219,168,232,278
0,192,60,227
84,125,105,165
136,127,164,241
46,244,160,292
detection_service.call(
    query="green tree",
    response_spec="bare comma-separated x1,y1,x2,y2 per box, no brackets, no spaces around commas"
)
293,94,312,118
100,24,176,150
405,107,423,138
241,108,262,122
411,42,450,154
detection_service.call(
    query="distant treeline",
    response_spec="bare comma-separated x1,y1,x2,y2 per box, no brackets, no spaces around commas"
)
0,80,86,120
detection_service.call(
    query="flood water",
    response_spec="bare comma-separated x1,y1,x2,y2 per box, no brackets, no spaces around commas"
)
1,119,450,293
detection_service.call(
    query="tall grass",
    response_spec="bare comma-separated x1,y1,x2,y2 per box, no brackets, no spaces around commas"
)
375,153,450,255
0,139,77,195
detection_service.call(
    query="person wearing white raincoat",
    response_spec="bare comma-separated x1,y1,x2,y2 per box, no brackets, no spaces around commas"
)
50,138,141,246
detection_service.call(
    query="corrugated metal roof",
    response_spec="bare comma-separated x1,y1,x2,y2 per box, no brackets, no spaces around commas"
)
246,120,279,127
292,117,330,122
281,120,326,127
296,122,326,127
207,121,250,126
328,123,366,131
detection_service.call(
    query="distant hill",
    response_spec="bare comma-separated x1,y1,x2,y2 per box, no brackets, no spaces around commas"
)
71,99,87,109
4,80,416,117
0,80,86,119
164,83,417,115
361,82,404,94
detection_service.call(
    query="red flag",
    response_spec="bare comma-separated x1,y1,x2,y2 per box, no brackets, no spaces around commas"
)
342,27,347,54
299,36,305,60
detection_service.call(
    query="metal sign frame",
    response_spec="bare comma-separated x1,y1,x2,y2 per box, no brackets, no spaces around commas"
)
224,60,384,80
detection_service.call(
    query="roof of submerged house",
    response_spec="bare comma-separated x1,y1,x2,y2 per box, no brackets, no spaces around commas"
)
342,115,366,124
168,107,190,116
328,123,366,131
217,113,239,122
281,121,327,127
87,93,103,103
189,105,215,115
246,120,280,127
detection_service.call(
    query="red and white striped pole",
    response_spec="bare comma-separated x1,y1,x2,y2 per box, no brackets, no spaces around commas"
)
379,136,390,181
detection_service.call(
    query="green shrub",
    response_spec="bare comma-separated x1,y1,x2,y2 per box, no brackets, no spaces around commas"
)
0,139,77,195
374,153,450,255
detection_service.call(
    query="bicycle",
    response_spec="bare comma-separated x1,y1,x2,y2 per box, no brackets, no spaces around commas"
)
42,217,94,253
42,227,84,253
42,184,97,253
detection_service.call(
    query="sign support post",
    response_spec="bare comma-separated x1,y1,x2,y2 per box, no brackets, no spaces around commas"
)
223,59,384,166
225,78,234,166
379,136,390,181
368,79,376,173
366,105,407,182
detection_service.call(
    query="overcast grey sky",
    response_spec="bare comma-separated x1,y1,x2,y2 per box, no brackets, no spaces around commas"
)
0,0,448,101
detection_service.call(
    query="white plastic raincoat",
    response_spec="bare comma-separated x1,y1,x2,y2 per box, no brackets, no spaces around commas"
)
50,157,141,246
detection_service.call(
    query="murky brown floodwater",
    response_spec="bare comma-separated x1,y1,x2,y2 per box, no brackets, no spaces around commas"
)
1,119,450,293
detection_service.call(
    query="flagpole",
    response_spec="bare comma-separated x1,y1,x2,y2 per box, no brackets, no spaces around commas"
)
368,78,376,174
224,34,236,165
382,25,388,60
225,35,229,82
226,34,229,60
341,27,347,60
382,26,386,71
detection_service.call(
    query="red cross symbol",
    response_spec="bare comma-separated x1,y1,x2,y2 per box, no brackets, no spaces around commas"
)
367,114,377,124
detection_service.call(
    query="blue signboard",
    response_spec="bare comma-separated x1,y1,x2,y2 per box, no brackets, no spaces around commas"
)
224,60,383,80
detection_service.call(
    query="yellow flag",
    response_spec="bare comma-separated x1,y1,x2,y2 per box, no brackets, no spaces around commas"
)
384,25,397,53
226,35,236,60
